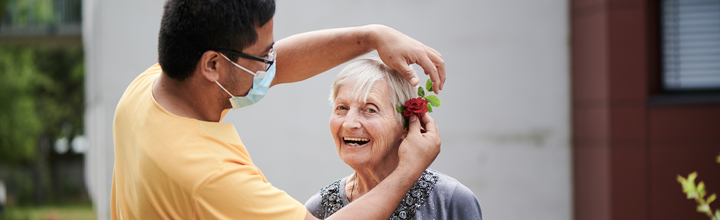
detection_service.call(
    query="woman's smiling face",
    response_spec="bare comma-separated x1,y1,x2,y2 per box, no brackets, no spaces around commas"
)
329,79,405,169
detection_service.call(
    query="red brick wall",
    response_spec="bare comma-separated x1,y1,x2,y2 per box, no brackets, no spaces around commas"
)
571,0,720,220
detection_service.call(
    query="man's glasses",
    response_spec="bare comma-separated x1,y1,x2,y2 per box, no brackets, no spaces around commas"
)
212,47,275,71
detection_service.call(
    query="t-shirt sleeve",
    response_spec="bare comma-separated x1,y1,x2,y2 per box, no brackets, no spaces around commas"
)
304,192,325,219
448,183,483,220
193,165,307,220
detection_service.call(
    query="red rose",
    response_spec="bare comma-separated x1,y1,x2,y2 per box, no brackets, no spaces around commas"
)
403,98,428,117
402,108,413,117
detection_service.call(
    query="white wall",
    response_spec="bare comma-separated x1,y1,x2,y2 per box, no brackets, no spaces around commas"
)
85,1,570,220
83,0,165,219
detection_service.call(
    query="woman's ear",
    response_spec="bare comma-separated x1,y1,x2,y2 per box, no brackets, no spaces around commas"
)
199,51,222,82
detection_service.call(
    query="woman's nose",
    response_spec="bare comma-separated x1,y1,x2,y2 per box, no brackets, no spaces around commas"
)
342,110,361,130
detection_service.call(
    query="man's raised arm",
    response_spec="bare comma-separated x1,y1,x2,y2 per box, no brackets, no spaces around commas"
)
273,24,446,93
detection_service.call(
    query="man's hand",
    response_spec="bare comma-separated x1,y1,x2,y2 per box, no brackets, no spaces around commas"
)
369,25,446,93
398,114,441,172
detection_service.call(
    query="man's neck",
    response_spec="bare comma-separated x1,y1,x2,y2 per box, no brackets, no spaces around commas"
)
152,72,224,122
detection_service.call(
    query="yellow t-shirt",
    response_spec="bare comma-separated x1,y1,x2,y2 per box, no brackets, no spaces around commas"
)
111,64,306,220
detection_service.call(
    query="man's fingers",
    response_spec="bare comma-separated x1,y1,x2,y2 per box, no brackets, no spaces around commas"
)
428,46,442,58
437,63,446,92
383,53,420,86
420,113,438,136
394,58,419,86
407,115,422,136
416,54,440,93
426,49,446,92
420,113,441,156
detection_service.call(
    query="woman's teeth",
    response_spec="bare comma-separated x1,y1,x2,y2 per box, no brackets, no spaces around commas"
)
344,137,370,146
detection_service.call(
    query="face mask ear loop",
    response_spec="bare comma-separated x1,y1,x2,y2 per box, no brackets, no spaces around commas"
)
215,81,235,97
219,53,257,76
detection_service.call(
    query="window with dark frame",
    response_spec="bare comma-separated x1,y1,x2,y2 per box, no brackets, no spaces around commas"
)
662,0,720,91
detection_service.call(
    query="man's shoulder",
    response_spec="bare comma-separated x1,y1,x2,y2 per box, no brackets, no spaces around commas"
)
115,64,162,124
120,64,162,101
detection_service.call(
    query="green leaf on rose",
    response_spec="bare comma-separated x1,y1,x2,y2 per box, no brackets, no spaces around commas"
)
396,105,406,114
426,95,442,107
426,79,433,92
418,86,425,98
427,103,433,113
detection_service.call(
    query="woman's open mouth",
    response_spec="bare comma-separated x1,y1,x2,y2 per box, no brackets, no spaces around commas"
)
343,137,370,146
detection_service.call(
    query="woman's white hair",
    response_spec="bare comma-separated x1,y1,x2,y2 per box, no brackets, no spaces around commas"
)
330,58,417,124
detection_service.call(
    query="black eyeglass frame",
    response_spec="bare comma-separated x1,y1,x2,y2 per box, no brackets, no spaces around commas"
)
210,48,275,70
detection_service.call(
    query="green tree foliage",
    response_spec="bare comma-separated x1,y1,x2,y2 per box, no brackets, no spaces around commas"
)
0,0,86,206
0,47,44,164
33,47,85,146
1,0,57,26
0,46,84,165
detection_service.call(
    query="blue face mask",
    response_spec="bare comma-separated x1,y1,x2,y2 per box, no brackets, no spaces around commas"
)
216,53,276,109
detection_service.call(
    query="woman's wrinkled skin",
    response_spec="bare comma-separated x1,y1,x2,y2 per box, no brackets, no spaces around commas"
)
329,79,407,201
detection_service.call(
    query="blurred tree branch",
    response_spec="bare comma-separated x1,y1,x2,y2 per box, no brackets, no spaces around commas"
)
678,154,720,220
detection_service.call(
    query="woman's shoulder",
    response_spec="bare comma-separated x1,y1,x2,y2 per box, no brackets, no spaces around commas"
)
305,177,349,219
422,169,483,219
427,169,479,201
305,178,344,206
428,169,471,195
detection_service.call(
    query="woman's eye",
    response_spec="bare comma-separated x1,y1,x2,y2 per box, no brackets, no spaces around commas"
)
337,106,348,111
366,108,377,113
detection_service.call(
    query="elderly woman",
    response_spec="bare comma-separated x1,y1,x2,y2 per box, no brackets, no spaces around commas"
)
305,59,482,220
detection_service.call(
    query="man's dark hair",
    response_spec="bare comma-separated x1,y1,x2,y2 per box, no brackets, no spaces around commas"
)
158,0,275,81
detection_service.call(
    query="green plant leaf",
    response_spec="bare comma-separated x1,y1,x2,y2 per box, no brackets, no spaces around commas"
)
699,181,707,198
709,194,717,204
699,204,711,214
418,86,425,98
679,174,698,199
396,105,405,114
679,175,688,185
426,95,441,107
685,172,699,196
426,79,433,92
679,175,688,184
427,103,433,113
714,209,720,220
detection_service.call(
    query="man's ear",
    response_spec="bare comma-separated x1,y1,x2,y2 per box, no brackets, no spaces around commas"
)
199,50,222,82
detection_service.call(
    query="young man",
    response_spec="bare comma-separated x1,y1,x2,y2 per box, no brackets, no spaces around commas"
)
111,0,446,219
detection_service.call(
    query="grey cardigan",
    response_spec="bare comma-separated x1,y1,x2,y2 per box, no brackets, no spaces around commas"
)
305,169,483,220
